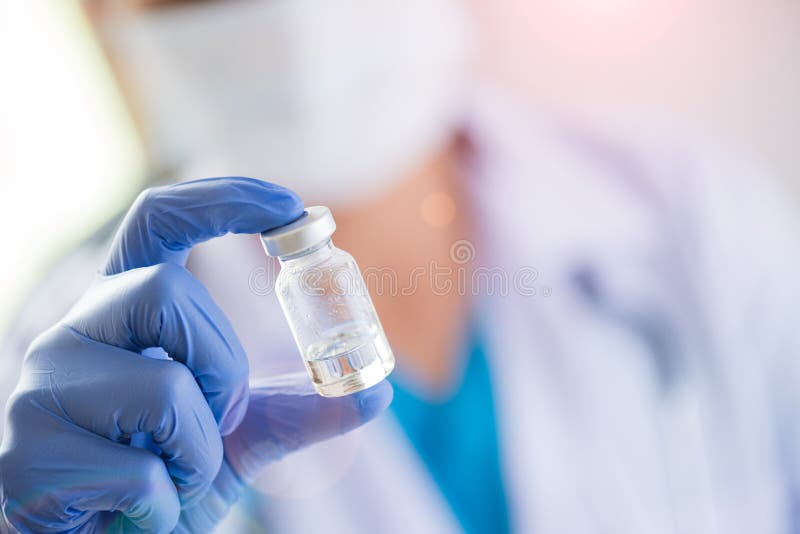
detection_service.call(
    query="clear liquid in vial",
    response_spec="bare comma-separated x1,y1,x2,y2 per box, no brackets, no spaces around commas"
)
304,321,395,397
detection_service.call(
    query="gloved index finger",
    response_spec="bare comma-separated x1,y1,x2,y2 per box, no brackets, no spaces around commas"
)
102,177,303,275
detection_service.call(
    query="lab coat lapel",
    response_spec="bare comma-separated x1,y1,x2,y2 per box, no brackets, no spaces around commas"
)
224,412,463,534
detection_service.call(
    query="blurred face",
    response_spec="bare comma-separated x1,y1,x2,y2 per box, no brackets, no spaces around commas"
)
88,0,473,208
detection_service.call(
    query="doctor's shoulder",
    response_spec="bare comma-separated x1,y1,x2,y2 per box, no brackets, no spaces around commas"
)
549,116,800,356
534,110,800,267
465,90,795,247
465,92,799,300
481,94,800,325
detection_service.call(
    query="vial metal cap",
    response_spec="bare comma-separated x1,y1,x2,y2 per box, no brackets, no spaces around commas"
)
260,205,336,257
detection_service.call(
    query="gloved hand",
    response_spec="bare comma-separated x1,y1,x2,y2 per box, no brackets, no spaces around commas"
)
0,177,393,533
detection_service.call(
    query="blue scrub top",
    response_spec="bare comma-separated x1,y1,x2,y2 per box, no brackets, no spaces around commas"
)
390,325,510,534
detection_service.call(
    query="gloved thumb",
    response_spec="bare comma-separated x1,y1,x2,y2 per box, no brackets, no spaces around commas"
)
222,374,393,483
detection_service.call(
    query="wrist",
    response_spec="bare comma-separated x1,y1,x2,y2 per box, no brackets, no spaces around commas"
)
174,461,245,533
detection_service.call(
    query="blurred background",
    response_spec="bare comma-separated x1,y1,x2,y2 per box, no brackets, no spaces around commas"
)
0,0,798,334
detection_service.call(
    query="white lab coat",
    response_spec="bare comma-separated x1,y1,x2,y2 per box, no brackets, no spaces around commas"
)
2,93,800,533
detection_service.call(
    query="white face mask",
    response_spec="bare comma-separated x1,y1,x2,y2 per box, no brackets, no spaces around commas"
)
103,0,472,206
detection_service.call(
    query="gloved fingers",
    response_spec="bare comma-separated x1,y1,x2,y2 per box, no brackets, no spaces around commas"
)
102,177,303,276
64,263,249,435
0,388,180,534
23,326,224,506
222,373,393,482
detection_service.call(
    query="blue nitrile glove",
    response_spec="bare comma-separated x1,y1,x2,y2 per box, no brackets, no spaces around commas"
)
0,177,393,533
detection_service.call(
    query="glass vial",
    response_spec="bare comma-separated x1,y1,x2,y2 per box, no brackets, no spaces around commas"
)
260,206,395,397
